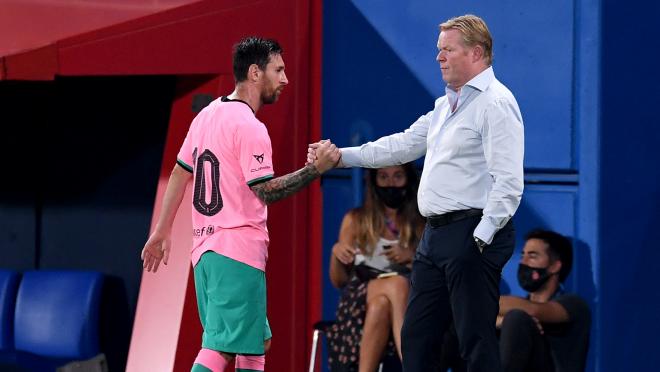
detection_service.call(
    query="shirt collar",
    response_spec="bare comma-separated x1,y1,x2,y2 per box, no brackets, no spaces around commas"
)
465,66,494,92
221,95,255,114
444,66,494,109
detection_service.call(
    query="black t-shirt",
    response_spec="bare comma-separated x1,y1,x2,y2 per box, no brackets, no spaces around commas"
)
543,294,591,372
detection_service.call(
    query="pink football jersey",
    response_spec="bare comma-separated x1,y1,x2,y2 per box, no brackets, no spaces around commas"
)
177,97,274,271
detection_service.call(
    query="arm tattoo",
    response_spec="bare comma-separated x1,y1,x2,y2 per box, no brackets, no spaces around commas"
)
250,164,321,204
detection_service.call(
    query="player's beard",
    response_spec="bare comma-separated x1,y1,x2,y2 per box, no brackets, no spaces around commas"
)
261,87,282,105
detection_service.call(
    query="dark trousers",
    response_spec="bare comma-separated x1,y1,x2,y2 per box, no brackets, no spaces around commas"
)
400,215,514,372
438,324,467,372
500,310,554,372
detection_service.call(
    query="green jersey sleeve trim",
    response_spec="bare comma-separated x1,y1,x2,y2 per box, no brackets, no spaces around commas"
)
176,159,193,173
246,174,274,186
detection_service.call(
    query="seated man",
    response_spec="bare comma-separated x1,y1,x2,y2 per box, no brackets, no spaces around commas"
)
439,229,591,372
498,229,591,372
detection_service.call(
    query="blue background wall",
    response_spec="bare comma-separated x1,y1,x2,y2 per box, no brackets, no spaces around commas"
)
599,0,660,369
321,0,660,371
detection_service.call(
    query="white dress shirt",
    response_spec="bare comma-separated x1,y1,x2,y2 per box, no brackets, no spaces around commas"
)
341,67,524,244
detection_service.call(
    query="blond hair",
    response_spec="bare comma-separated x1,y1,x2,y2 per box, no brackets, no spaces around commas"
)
440,14,493,65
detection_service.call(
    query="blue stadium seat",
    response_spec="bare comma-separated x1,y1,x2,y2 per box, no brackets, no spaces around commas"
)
0,270,21,368
14,270,104,362
0,270,20,351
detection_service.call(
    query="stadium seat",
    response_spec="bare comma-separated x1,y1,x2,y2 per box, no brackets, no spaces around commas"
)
13,270,104,370
0,269,20,352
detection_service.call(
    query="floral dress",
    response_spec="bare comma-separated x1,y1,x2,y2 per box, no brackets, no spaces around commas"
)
325,275,398,371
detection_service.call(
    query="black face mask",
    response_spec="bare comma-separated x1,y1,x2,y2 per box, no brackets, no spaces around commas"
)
374,186,407,209
517,263,553,292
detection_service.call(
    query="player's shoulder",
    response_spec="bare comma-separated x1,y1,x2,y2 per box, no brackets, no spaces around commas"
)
189,97,223,127
215,99,265,129
235,113,268,136
194,98,265,133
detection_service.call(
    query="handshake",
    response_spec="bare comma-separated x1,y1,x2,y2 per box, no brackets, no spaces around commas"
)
307,139,344,174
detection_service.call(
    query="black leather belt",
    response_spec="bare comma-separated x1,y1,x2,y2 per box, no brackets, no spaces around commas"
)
427,209,483,228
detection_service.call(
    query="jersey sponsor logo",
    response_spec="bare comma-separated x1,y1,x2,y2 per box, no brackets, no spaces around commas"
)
250,165,272,172
253,153,265,164
193,225,216,237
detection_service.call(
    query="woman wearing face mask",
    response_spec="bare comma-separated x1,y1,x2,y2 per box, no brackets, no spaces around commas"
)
326,163,425,372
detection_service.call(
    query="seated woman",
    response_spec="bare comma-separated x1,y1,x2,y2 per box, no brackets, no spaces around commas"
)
327,163,425,372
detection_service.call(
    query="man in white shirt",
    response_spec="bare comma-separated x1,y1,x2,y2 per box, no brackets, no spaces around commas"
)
309,14,524,372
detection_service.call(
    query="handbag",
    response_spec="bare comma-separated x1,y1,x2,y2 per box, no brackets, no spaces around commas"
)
353,264,386,282
353,263,411,282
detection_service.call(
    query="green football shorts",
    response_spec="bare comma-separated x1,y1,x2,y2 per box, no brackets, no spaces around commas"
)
194,251,272,355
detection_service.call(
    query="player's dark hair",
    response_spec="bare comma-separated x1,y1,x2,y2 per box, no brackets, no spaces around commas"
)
525,229,573,283
232,37,283,82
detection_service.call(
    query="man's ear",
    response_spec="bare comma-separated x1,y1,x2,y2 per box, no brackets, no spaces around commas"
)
472,45,484,63
549,259,562,277
248,64,261,82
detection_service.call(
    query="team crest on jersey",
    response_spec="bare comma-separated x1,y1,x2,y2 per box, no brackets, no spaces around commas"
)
253,153,265,164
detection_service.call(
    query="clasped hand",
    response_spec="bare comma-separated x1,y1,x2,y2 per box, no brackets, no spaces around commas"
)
307,140,343,170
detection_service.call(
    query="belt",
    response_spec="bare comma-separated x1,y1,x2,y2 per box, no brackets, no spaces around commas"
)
427,209,483,228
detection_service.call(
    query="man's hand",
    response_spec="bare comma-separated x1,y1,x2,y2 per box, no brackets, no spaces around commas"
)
306,143,318,165
141,230,171,273
308,140,343,169
332,242,357,265
312,140,341,173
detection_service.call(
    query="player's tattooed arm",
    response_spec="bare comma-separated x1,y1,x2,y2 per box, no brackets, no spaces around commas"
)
250,164,320,205
251,140,340,204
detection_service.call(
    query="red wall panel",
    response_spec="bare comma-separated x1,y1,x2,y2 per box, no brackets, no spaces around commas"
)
125,1,323,371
